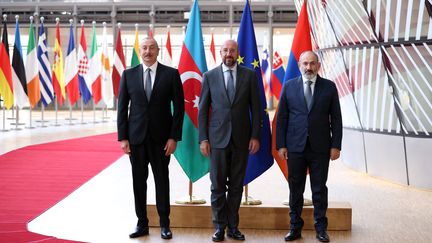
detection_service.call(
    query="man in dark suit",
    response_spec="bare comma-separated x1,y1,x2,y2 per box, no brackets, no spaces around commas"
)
198,39,261,242
276,51,342,242
117,37,184,240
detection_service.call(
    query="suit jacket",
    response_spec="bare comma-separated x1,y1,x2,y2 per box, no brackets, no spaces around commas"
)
117,63,184,145
276,75,342,153
198,64,261,149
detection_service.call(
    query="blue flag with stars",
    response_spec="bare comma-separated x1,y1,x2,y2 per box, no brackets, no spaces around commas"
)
237,0,274,185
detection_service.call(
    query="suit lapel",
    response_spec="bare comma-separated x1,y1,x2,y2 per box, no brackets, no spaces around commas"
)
152,63,163,99
297,76,308,112
233,66,245,104
310,75,323,112
136,64,149,105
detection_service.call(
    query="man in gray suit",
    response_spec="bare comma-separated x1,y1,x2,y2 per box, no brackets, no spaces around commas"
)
198,39,261,242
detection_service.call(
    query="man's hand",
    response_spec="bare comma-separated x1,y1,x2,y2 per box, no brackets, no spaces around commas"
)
120,140,131,155
278,148,288,160
200,140,211,157
330,148,340,161
249,138,260,154
164,139,177,156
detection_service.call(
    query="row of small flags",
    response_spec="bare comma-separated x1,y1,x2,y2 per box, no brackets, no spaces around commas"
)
0,0,313,185
0,16,122,110
0,15,218,111
260,43,286,105
0,16,282,111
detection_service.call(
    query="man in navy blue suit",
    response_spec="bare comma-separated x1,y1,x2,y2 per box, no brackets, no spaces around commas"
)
276,51,342,242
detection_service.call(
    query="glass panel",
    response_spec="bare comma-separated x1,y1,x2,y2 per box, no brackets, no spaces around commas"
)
307,0,339,48
371,0,431,41
341,46,400,133
319,49,362,129
383,44,432,135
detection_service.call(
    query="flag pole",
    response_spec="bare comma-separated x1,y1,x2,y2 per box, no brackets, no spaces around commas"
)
54,96,61,126
101,105,105,122
27,106,35,129
92,99,98,123
14,107,20,130
101,105,109,123
1,106,9,132
40,104,47,127
7,106,15,120
68,101,74,125
242,184,262,205
175,180,206,204
189,180,193,202
80,97,86,124
10,106,23,130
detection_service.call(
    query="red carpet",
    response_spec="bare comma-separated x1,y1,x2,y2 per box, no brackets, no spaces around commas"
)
0,133,123,242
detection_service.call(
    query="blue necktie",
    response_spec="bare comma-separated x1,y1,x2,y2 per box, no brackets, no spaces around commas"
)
305,80,313,110
145,68,152,101
227,70,235,103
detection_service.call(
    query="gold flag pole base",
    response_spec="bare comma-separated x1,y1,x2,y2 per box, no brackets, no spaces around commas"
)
282,198,313,206
241,195,262,205
174,195,206,204
175,180,206,204
241,185,262,205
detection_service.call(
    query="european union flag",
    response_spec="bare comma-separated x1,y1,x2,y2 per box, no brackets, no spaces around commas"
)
237,0,274,185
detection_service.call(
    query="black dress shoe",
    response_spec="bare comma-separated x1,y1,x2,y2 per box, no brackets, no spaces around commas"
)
284,229,302,241
227,228,245,241
161,227,172,239
316,231,330,242
212,228,225,242
129,226,149,238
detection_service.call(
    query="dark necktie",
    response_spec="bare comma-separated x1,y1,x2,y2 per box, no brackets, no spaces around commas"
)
305,80,313,110
227,70,235,103
145,68,152,101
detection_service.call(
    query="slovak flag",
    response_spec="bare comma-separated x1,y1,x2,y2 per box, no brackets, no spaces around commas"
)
261,36,272,103
271,51,285,100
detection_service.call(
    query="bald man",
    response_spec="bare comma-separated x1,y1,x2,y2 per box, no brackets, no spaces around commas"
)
198,40,261,242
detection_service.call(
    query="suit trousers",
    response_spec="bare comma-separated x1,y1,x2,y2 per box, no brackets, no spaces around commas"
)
209,141,249,230
129,137,171,228
287,138,330,232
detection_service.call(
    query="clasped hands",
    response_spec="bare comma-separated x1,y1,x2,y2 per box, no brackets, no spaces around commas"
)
278,148,341,161
199,138,260,157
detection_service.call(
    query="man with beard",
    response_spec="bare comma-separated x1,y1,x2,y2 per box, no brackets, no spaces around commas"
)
198,39,261,242
117,37,184,240
276,51,342,242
